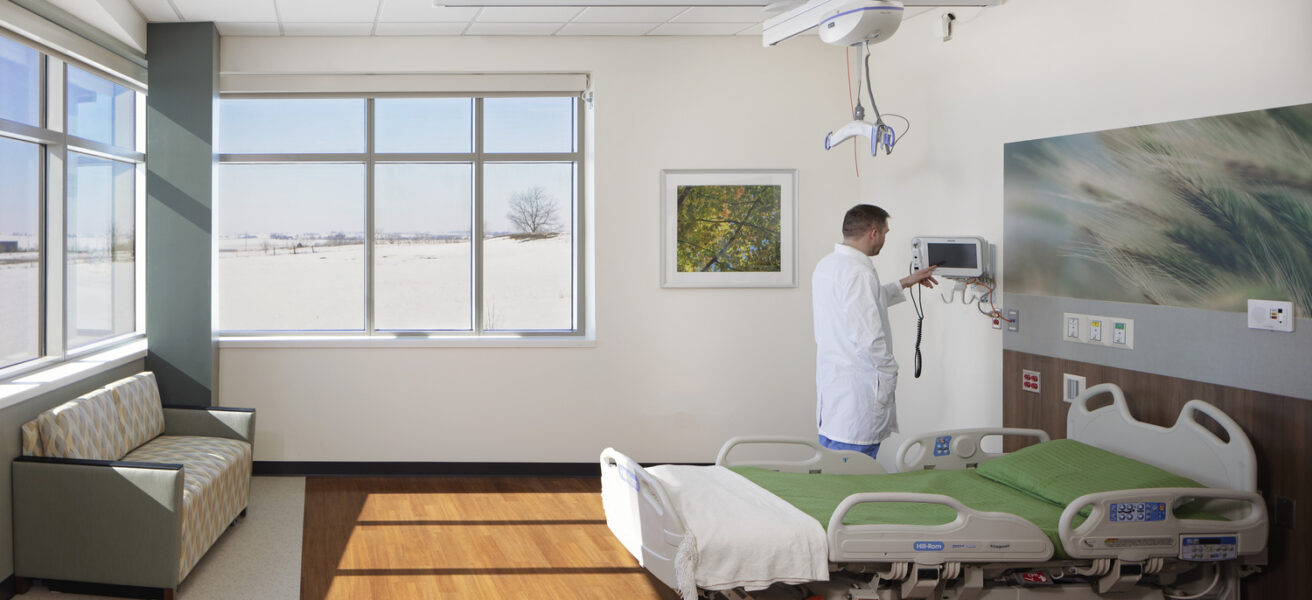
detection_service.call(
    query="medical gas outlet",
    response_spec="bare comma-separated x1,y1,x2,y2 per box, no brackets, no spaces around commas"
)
1063,313,1134,350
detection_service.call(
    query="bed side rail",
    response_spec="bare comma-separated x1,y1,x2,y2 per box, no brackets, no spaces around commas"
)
827,492,1054,563
1059,487,1268,562
715,435,884,474
599,448,685,591
894,428,1050,472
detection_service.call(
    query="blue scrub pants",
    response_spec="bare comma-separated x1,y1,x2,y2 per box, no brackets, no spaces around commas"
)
818,434,880,460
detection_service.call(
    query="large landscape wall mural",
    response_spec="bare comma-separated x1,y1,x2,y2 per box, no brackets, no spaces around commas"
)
1004,103,1312,316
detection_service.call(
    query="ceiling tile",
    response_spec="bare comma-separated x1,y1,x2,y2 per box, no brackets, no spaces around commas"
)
171,0,277,22
648,22,752,35
378,0,479,22
671,6,769,23
572,7,685,23
464,22,563,35
476,7,584,23
277,0,382,23
128,0,180,21
557,23,660,36
216,22,283,36
374,22,469,35
282,22,376,36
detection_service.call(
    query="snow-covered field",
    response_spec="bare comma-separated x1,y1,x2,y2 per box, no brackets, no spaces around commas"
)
219,234,573,331
0,255,133,366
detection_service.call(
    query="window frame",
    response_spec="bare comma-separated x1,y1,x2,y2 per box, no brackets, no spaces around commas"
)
216,92,586,339
0,29,146,380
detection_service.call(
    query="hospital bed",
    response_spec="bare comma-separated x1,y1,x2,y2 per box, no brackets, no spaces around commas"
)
600,383,1268,600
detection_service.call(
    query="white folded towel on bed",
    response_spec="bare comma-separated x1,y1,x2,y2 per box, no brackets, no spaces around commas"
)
646,464,829,599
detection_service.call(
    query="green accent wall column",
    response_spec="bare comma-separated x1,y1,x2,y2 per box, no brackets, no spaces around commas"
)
145,23,218,407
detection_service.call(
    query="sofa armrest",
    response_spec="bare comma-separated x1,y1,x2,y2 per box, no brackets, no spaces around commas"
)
12,456,185,588
162,405,255,444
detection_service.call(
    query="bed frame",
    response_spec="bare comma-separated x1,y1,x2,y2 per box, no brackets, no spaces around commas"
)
600,383,1268,600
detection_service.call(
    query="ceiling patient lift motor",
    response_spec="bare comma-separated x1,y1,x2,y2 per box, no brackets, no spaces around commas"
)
909,236,1005,378
820,0,907,156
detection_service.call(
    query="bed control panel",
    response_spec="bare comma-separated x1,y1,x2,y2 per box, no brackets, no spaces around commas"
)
934,436,952,457
1108,502,1167,522
1180,535,1238,561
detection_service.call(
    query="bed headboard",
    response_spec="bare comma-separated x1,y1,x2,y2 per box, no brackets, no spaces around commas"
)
1066,383,1257,491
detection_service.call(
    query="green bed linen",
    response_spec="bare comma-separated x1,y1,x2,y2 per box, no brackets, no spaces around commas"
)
975,439,1206,508
730,467,1078,556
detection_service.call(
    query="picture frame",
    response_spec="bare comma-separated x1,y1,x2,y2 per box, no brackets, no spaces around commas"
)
661,169,797,288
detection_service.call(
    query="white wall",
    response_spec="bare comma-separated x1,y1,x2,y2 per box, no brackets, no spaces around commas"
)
217,0,1312,464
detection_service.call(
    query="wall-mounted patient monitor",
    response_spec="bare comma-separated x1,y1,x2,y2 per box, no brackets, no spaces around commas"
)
911,236,989,279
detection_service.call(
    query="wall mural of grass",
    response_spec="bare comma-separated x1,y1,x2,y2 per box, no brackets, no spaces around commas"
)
1004,103,1312,316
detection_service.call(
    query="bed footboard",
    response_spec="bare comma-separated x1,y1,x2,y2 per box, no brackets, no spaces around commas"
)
826,492,1054,563
599,448,685,591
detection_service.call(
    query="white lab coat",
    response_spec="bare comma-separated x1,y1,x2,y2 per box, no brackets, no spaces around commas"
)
812,243,906,445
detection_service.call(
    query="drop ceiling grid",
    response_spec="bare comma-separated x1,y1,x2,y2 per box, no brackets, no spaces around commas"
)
127,0,767,36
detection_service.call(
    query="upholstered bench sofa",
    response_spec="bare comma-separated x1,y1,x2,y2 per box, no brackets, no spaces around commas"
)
12,372,254,600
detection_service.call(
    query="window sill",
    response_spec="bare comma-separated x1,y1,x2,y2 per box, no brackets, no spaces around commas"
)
0,338,148,411
218,334,596,349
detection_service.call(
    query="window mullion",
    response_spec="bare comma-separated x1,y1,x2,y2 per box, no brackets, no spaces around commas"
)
365,99,376,335
44,63,66,358
473,98,484,335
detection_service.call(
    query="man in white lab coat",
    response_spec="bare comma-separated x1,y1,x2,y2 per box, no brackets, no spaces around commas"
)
812,204,938,459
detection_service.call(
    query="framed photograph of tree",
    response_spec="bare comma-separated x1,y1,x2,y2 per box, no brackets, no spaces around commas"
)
661,169,797,288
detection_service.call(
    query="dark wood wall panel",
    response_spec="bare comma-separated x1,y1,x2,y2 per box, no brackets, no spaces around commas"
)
1002,350,1309,597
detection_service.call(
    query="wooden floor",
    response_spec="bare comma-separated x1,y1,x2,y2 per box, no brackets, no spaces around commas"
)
300,476,679,600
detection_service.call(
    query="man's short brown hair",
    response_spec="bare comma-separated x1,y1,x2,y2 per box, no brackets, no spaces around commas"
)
842,204,890,238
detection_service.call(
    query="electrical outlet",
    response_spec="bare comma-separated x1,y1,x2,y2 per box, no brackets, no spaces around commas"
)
1062,374,1086,402
1066,315,1081,339
1022,369,1041,393
1274,496,1295,529
1088,319,1103,342
1006,309,1020,333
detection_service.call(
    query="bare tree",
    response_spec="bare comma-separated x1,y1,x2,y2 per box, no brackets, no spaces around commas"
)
506,186,561,234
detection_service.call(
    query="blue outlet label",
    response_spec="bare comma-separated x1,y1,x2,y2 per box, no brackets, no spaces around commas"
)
914,541,945,551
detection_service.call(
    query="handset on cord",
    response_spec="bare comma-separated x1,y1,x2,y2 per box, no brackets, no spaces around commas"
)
906,262,941,379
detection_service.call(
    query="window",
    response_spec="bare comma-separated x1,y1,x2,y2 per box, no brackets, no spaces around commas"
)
0,137,40,367
218,95,582,336
0,32,145,374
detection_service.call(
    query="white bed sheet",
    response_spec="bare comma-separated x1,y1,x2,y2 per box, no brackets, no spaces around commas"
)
646,464,829,600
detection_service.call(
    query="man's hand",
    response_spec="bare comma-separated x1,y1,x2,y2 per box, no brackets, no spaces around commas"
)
900,265,939,289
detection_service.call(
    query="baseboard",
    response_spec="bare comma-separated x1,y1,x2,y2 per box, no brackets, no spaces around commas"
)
254,461,603,477
43,579,169,599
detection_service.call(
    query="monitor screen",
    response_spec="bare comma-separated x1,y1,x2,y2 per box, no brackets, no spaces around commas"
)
927,242,978,269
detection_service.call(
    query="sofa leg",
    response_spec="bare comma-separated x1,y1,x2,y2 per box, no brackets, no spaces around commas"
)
14,576,31,594
163,587,176,600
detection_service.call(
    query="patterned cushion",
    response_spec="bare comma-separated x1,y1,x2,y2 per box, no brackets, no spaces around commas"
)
106,372,166,453
36,388,128,461
122,435,252,582
21,421,42,457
